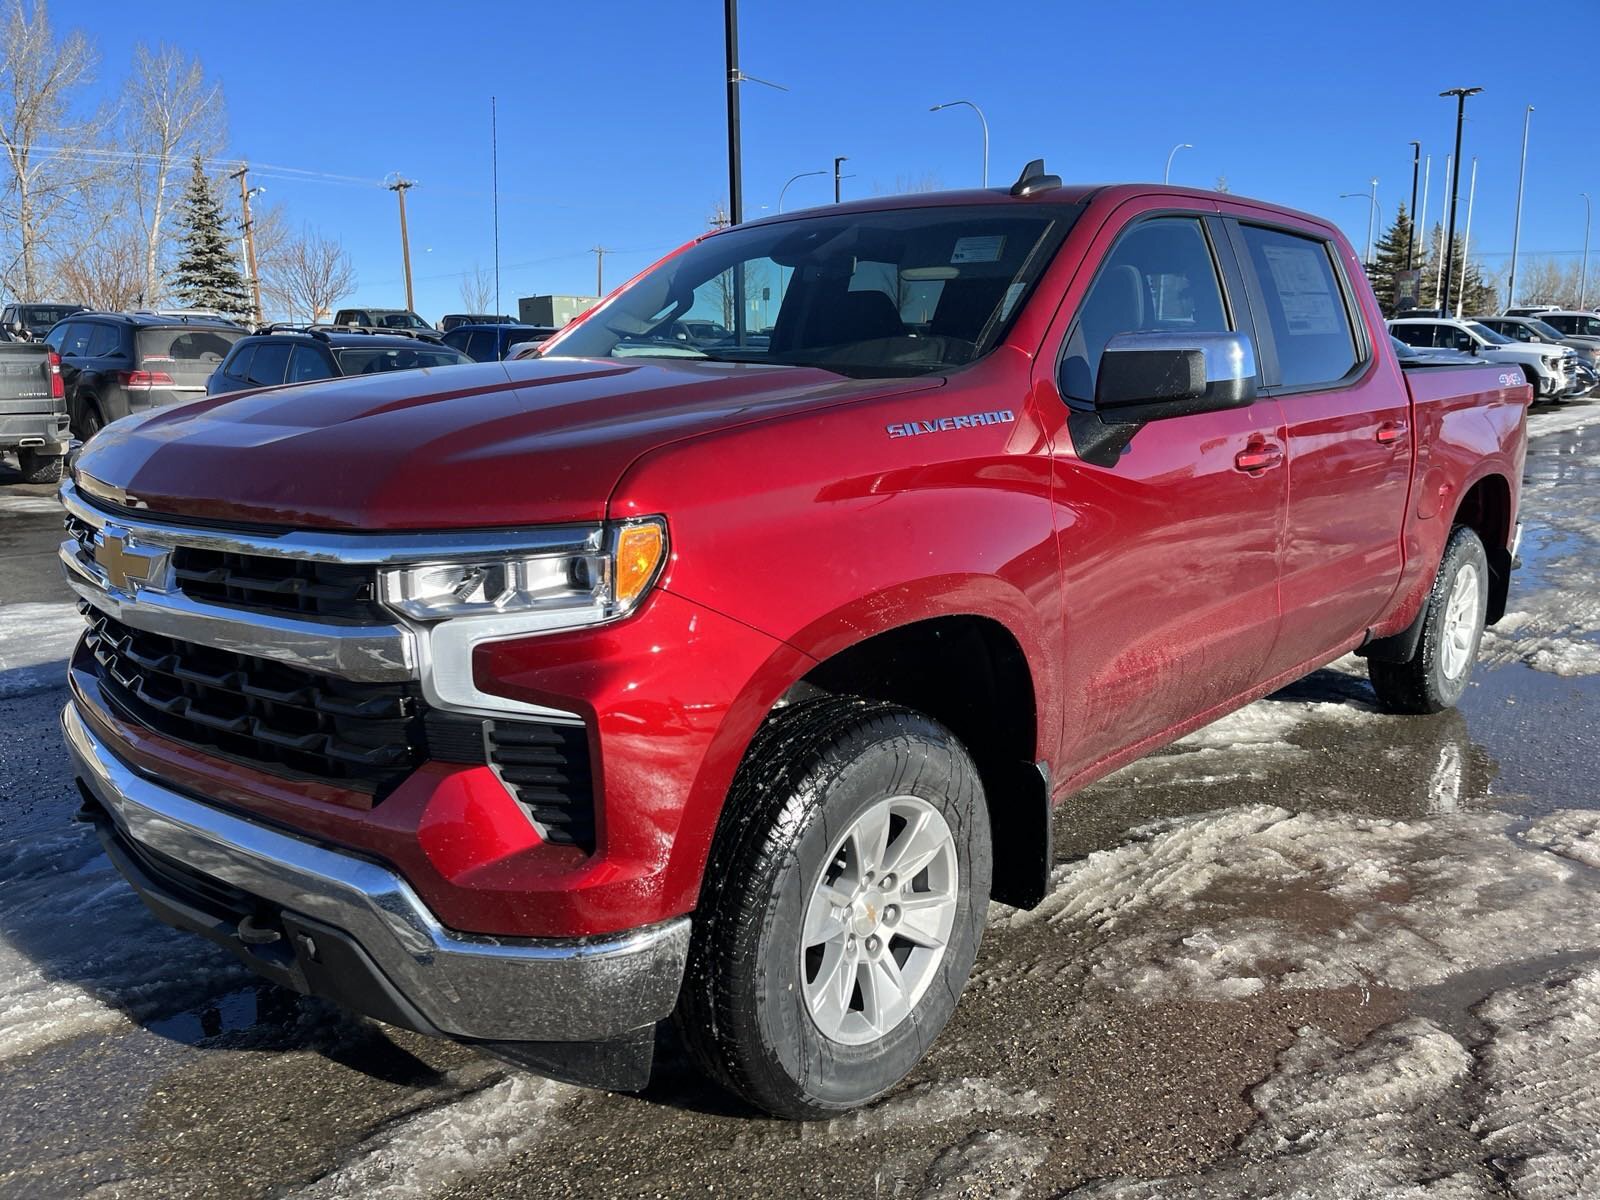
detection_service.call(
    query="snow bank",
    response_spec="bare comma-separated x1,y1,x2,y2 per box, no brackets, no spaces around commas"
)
1522,811,1600,870
0,601,81,696
290,1073,573,1199
918,1129,1049,1199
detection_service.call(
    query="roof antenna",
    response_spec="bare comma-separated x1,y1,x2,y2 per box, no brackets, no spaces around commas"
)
1010,158,1062,197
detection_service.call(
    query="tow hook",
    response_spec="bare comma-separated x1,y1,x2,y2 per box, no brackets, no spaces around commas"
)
236,914,282,945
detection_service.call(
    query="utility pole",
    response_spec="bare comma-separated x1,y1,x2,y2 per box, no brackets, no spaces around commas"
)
1508,106,1533,309
229,165,263,325
387,176,416,312
1456,157,1478,317
1406,142,1420,270
834,155,848,203
491,96,501,316
1438,86,1482,320
591,246,610,297
1582,193,1592,311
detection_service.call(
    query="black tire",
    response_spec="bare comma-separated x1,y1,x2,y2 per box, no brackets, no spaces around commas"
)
73,398,103,442
1369,525,1489,714
674,698,992,1119
14,448,63,483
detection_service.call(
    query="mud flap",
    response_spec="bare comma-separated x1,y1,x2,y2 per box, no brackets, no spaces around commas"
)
988,759,1053,910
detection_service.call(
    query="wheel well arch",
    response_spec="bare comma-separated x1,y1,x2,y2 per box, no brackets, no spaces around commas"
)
776,614,1052,909
1452,472,1513,624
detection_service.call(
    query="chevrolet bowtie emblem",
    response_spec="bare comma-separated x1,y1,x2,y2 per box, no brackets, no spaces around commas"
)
94,525,169,594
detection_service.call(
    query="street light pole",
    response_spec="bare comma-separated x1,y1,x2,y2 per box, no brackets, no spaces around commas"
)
1508,105,1533,309
1340,188,1380,266
1416,155,1431,270
1457,157,1478,317
1163,142,1192,186
724,0,742,226
1438,86,1482,318
930,100,989,187
834,156,848,203
1582,193,1592,311
778,170,828,212
1406,142,1420,270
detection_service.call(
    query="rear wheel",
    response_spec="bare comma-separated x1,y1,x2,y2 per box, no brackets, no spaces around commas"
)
73,398,103,442
14,448,63,484
674,698,992,1118
1369,525,1488,714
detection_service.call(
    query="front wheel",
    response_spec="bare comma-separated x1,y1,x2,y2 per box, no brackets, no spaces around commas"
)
674,699,992,1119
1369,525,1489,714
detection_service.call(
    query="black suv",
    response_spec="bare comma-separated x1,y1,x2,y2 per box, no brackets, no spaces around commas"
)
45,312,244,439
3,302,86,342
205,327,471,397
439,312,515,332
330,307,437,334
440,322,557,362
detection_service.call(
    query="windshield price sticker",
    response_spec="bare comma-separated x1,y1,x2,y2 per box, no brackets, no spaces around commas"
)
951,236,1005,264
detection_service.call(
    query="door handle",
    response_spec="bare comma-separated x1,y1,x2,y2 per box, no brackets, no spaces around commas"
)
1376,421,1408,445
1234,443,1284,473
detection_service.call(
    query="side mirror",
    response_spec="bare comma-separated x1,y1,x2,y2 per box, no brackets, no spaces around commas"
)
1093,331,1257,425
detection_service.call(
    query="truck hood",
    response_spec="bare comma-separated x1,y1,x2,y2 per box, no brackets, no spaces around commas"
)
73,358,939,529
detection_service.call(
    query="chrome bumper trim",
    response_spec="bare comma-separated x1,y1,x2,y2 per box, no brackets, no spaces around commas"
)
60,540,416,683
66,702,689,1043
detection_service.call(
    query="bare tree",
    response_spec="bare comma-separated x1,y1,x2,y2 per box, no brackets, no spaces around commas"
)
1515,258,1585,309
123,43,225,305
0,0,110,300
458,262,493,313
56,225,144,310
263,226,354,322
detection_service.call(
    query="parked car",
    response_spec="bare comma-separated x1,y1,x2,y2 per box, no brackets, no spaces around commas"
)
0,340,67,482
439,313,516,333
440,322,557,362
1,301,86,342
1389,316,1582,400
45,311,245,439
1537,310,1600,343
146,308,247,328
63,168,1529,1119
331,307,437,334
1504,304,1563,318
1475,314,1600,370
205,328,472,396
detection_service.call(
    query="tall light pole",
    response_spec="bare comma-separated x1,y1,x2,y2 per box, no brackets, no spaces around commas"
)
834,155,848,203
1456,157,1478,317
1508,105,1533,309
722,0,787,228
1406,142,1420,270
930,100,989,187
1164,142,1192,186
1582,193,1592,311
1434,154,1452,307
1340,185,1380,266
778,169,828,212
1438,86,1482,318
1416,155,1431,271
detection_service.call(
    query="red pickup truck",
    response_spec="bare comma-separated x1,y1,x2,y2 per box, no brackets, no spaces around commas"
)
61,164,1528,1118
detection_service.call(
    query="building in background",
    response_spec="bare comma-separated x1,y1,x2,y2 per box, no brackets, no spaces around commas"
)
518,294,599,326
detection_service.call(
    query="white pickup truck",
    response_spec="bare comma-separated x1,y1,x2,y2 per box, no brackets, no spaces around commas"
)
1390,316,1580,400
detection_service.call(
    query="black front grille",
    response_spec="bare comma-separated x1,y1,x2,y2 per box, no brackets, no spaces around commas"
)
487,721,595,850
82,604,422,797
171,547,384,624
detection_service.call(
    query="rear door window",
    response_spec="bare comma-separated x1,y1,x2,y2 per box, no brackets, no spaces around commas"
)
58,323,94,357
288,345,334,383
84,323,120,358
1237,225,1359,389
465,330,496,361
1391,324,1432,348
245,341,290,386
225,345,255,381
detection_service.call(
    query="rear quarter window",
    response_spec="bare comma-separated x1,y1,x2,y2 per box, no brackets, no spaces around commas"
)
1239,225,1360,390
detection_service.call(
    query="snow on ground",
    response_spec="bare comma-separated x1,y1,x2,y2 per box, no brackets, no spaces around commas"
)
0,824,249,1060
1522,810,1600,869
0,494,65,517
1526,402,1600,440
0,600,82,697
289,1074,574,1200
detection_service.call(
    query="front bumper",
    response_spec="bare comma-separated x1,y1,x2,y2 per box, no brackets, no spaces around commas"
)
65,700,690,1046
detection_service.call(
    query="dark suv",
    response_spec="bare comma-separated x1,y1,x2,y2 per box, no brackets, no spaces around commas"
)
330,307,437,334
45,312,244,439
440,322,557,362
205,327,471,397
3,302,87,342
439,312,515,332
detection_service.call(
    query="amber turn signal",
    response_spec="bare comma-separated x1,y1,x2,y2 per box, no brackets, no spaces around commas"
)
614,521,666,608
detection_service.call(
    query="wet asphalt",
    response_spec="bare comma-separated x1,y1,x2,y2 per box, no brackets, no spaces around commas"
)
0,406,1598,1199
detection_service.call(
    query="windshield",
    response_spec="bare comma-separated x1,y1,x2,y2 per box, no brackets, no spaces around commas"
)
1466,322,1512,345
543,203,1082,378
334,346,469,373
1525,320,1566,342
376,312,430,330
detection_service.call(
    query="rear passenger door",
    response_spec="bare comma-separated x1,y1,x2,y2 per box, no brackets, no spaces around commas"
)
1225,218,1411,677
245,341,290,388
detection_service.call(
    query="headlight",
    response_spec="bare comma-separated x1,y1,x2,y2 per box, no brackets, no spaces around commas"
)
379,518,668,628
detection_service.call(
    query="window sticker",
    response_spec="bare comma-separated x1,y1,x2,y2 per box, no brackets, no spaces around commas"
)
1261,243,1341,335
951,235,1005,264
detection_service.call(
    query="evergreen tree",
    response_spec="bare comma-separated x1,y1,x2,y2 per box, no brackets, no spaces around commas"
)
1416,222,1499,317
167,154,250,316
1366,203,1419,316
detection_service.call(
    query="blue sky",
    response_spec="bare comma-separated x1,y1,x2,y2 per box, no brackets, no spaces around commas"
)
65,0,1597,321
